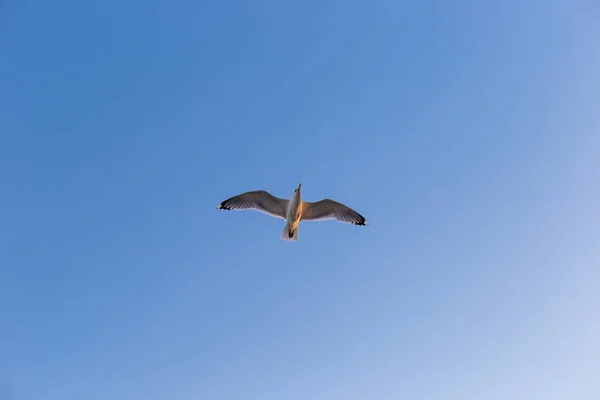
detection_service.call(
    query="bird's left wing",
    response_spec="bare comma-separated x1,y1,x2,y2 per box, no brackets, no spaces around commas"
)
217,190,288,220
301,199,368,226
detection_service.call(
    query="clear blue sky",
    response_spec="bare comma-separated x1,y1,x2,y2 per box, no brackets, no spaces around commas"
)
1,1,599,399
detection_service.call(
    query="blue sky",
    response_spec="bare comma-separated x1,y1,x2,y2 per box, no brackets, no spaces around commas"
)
1,0,600,399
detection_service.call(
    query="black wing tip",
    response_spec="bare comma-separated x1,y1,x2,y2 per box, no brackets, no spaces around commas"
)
217,202,232,210
217,195,239,210
353,215,369,226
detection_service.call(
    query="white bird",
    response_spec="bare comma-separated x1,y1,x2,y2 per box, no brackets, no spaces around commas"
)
217,183,368,241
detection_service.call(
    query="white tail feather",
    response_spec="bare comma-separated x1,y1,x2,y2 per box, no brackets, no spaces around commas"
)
281,223,299,241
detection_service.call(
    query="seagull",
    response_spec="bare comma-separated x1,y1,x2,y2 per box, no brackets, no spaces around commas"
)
217,183,368,241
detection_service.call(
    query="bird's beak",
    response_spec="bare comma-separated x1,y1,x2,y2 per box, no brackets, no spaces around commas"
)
298,183,302,189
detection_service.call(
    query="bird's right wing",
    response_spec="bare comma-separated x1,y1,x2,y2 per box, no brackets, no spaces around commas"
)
301,199,368,226
217,190,288,220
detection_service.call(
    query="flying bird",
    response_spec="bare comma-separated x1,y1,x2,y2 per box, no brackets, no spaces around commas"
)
217,183,368,241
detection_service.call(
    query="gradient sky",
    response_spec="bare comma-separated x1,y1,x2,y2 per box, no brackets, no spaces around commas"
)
1,1,600,399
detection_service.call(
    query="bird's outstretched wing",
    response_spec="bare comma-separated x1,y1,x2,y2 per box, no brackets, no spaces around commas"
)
301,199,368,226
217,190,288,220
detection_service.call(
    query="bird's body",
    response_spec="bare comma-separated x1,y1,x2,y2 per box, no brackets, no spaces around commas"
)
284,186,303,239
217,183,368,241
